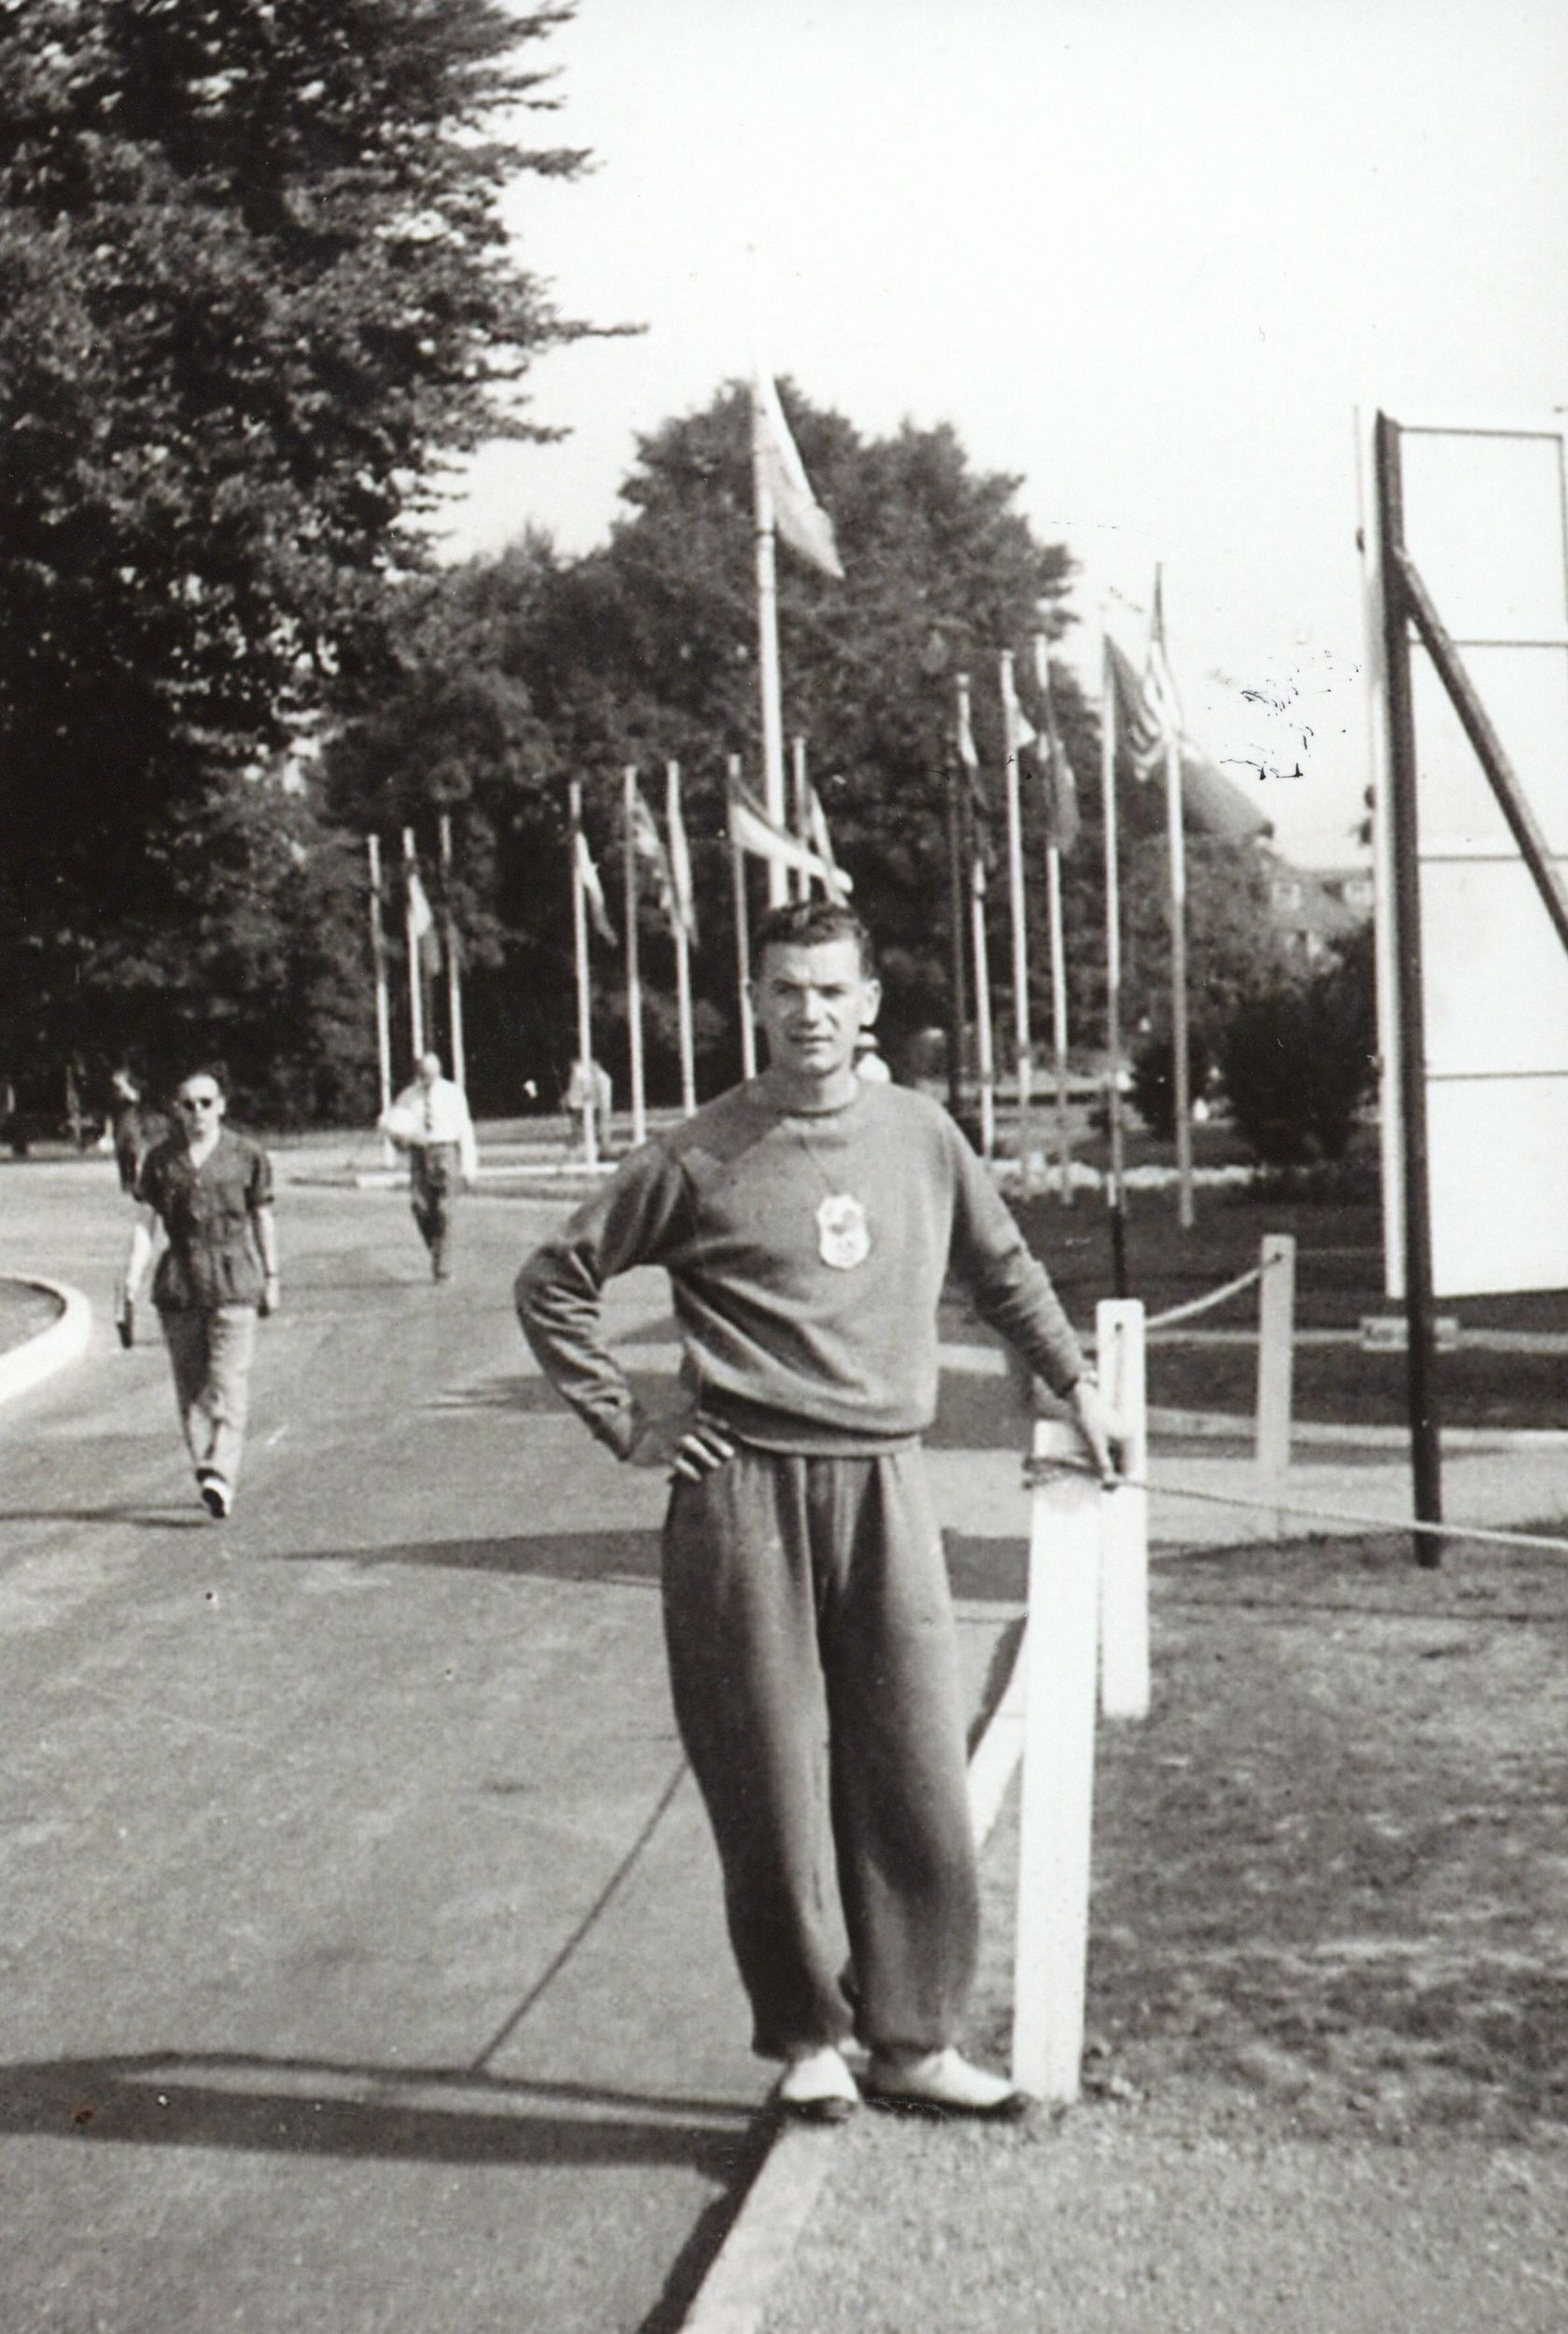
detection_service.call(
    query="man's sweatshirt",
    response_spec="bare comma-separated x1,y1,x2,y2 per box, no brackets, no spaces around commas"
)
515,1077,1086,1458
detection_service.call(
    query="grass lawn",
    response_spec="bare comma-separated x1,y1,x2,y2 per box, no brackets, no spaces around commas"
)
765,1534,1568,2334
996,1176,1568,1432
0,1277,61,1357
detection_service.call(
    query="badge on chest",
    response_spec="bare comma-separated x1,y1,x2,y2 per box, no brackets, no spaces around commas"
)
816,1190,871,1270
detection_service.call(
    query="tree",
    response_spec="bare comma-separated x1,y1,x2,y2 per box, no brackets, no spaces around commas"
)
504,382,1077,1080
1217,925,1378,1170
0,0,589,1112
328,376,1285,1114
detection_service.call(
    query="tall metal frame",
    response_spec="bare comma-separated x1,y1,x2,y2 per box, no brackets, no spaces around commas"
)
1372,410,1568,1562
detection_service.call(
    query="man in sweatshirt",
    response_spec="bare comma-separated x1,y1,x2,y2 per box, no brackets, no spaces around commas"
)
516,900,1119,2122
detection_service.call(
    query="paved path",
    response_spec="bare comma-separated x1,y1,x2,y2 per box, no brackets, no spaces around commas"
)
0,1161,1021,2334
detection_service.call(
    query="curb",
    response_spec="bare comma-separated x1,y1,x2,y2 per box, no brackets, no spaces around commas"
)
0,1276,93,1411
677,1636,1028,2334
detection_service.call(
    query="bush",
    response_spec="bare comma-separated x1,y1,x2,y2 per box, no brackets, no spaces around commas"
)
1218,950,1376,1169
1129,1031,1213,1141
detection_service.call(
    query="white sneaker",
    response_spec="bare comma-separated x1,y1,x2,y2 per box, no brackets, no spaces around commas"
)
863,2046,1031,2119
776,2045,860,2124
198,1474,231,1521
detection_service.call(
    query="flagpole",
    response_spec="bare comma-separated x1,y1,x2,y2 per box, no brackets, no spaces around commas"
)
728,754,758,1077
751,464,789,907
1001,651,1036,1197
568,780,598,1170
945,763,969,1120
439,812,467,1091
791,736,809,901
1045,849,1071,1194
1099,628,1128,1299
959,673,996,1159
1165,725,1194,1230
1034,634,1074,1205
1155,572,1195,1230
667,760,696,1116
623,765,647,1147
366,836,395,1165
401,826,425,1065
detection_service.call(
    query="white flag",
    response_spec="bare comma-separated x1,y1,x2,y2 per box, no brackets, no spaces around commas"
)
575,828,618,948
406,865,441,974
629,782,678,924
665,762,698,943
728,775,851,893
805,782,852,905
999,654,1038,760
751,373,845,579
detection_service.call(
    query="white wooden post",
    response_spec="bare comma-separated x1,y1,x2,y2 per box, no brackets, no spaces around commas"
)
1012,1416,1101,2104
1097,1298,1150,1720
1255,1233,1296,1537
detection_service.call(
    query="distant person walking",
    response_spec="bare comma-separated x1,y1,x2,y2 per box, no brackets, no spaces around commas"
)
563,1057,613,1160
380,1051,478,1280
108,1068,166,1196
121,1068,278,1521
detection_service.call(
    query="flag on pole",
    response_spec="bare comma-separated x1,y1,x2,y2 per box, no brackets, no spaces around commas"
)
1145,569,1184,739
406,865,442,977
665,762,699,944
575,827,618,948
629,780,681,932
728,772,851,893
1104,636,1169,778
999,654,1039,761
1108,621,1272,839
955,673,992,892
1029,641,1082,854
751,373,845,579
805,781,851,904
955,679,987,822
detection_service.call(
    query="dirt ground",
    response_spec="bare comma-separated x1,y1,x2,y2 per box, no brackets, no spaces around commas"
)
764,1533,1568,2333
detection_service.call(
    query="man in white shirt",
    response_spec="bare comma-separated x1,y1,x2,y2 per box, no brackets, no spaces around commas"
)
379,1051,478,1280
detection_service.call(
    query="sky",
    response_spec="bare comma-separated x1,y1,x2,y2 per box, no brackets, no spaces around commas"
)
436,0,1568,869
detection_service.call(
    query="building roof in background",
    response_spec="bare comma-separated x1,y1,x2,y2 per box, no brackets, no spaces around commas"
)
1179,745,1275,844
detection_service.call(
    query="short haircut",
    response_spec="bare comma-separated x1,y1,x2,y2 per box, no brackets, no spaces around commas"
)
175,1063,228,1097
753,898,875,977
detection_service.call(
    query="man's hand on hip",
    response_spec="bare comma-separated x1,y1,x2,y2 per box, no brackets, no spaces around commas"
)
628,1410,738,1481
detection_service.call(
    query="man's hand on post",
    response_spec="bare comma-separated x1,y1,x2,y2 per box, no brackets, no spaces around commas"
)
1067,1376,1128,1486
628,1410,737,1481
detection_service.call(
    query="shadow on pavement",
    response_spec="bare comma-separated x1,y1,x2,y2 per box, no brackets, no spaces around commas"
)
0,2050,761,2175
0,1505,209,1531
275,1526,1029,1601
274,1528,665,1582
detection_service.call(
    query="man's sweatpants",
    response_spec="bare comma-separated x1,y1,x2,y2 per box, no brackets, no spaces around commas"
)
661,1442,978,2062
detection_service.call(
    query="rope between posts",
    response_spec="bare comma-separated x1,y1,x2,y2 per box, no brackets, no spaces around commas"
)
1029,1455,1568,1556
1143,1264,1263,1331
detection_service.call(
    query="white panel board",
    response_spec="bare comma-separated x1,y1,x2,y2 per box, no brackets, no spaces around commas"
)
1400,429,1568,643
1410,648,1568,857
1427,1074,1568,1296
1372,414,1568,1297
1421,858,1568,1078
